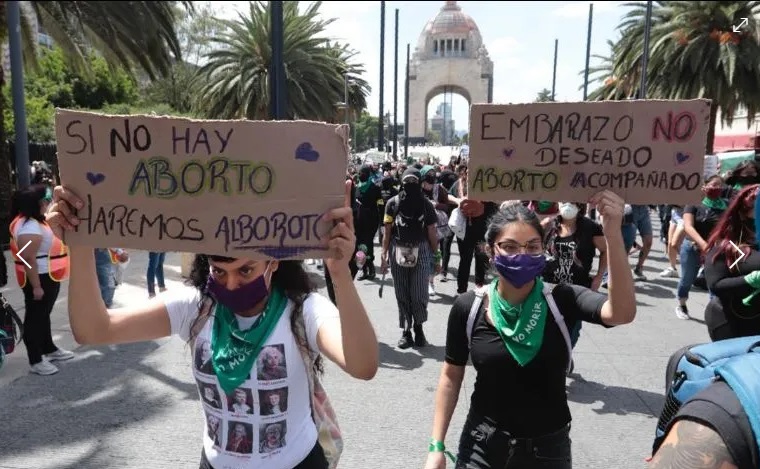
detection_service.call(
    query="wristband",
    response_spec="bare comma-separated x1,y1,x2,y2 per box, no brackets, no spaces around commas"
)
428,439,457,462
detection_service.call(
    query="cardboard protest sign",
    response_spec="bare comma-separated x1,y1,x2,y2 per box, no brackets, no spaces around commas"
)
54,109,348,259
468,100,711,205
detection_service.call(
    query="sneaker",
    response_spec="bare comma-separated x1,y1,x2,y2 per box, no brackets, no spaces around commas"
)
675,304,690,320
633,268,647,281
30,360,59,375
659,267,679,278
397,330,414,349
45,348,75,362
429,283,437,296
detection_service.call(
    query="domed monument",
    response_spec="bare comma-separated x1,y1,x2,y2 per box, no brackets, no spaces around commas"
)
407,1,493,144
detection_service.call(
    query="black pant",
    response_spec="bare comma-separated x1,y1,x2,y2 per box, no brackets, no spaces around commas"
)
200,442,328,468
324,259,359,305
456,413,572,469
456,234,488,294
440,232,455,273
22,274,61,365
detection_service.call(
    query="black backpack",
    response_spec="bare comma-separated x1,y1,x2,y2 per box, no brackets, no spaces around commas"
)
0,293,23,355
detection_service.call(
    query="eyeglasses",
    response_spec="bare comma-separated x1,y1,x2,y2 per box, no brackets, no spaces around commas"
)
495,240,544,256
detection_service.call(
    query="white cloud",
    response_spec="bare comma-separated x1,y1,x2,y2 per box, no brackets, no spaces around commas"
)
552,1,623,19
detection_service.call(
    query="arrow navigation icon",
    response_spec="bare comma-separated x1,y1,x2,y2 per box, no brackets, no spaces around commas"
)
729,240,746,269
15,240,32,269
733,17,749,33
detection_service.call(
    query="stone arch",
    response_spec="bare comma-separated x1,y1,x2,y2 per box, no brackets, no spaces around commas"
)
424,85,471,144
407,1,493,144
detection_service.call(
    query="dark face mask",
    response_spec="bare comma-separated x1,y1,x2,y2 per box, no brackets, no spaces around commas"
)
402,182,421,196
493,254,546,288
205,264,270,313
359,173,369,182
703,187,722,199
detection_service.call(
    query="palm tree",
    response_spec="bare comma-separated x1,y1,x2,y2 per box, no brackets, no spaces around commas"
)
535,88,553,102
0,1,189,246
192,1,370,121
589,1,760,153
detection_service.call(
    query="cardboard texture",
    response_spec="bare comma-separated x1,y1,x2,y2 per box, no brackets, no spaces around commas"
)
468,99,711,205
54,109,348,259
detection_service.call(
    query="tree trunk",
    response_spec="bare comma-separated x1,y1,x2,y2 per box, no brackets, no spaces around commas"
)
0,54,12,249
706,100,718,155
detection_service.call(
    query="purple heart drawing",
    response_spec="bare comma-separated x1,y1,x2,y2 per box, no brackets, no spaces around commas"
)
295,142,320,162
86,172,106,185
503,148,515,159
675,152,690,165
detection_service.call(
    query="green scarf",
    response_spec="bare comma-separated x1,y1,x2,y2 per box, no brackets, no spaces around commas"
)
211,287,288,394
702,197,727,211
358,179,373,195
488,277,548,366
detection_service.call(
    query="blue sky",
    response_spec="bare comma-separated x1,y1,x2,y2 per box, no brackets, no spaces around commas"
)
216,1,631,132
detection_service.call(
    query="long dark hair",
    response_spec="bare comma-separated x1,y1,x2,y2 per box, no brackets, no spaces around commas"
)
543,203,588,259
186,255,323,375
10,184,49,223
706,184,759,269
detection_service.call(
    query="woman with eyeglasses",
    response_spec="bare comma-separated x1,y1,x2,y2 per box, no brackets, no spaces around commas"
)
703,184,760,341
424,191,636,469
8,184,73,376
44,182,379,469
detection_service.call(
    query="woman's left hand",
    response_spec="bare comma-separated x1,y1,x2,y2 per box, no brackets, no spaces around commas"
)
322,180,357,275
589,190,625,234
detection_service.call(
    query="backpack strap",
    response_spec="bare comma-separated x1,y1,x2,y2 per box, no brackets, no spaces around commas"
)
715,351,760,456
542,283,573,374
466,287,488,347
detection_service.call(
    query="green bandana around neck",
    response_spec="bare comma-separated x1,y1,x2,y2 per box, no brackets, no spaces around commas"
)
211,287,288,394
358,179,373,195
702,196,727,211
488,277,548,366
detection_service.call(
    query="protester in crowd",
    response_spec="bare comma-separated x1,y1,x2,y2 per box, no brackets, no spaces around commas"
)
9,184,73,376
448,164,497,295
147,251,167,299
703,184,760,340
436,168,458,283
660,205,685,278
424,191,636,469
354,164,383,281
542,201,607,365
724,159,760,199
45,182,379,469
381,168,440,349
421,165,451,296
377,171,399,247
628,204,654,281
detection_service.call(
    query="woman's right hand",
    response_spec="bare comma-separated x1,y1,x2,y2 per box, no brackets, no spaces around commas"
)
424,451,447,469
45,186,84,240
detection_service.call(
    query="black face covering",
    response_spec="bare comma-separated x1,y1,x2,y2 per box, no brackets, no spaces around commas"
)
359,173,369,182
399,169,424,215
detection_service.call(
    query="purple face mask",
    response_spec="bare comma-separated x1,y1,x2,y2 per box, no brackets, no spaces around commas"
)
206,264,270,313
493,254,546,288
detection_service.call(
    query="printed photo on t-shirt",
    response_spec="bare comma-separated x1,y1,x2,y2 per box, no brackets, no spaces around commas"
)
227,387,254,415
226,421,254,455
198,380,223,410
195,339,215,376
259,420,287,454
204,411,223,448
259,387,288,416
257,344,287,381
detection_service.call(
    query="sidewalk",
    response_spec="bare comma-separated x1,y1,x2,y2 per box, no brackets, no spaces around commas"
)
0,250,188,387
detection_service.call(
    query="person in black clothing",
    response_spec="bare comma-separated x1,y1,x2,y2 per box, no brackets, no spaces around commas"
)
437,168,459,282
650,381,758,469
424,192,636,469
324,174,360,305
354,164,383,280
448,165,496,294
704,184,760,340
378,174,399,247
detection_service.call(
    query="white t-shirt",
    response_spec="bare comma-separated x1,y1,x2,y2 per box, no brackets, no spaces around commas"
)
165,287,340,469
13,218,53,273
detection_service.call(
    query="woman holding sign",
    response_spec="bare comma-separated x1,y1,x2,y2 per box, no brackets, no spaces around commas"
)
424,191,636,469
45,181,379,469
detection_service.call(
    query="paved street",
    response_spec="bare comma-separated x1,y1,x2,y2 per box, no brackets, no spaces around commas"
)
0,215,713,469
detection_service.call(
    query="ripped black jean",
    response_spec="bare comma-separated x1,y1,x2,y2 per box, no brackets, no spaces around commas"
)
456,413,572,469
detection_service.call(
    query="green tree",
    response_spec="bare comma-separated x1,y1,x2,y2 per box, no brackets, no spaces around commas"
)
352,111,378,151
461,133,469,144
0,1,188,245
535,88,554,102
588,1,760,153
192,1,370,121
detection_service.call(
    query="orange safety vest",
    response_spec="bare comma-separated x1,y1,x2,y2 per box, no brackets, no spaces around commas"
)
9,216,70,288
